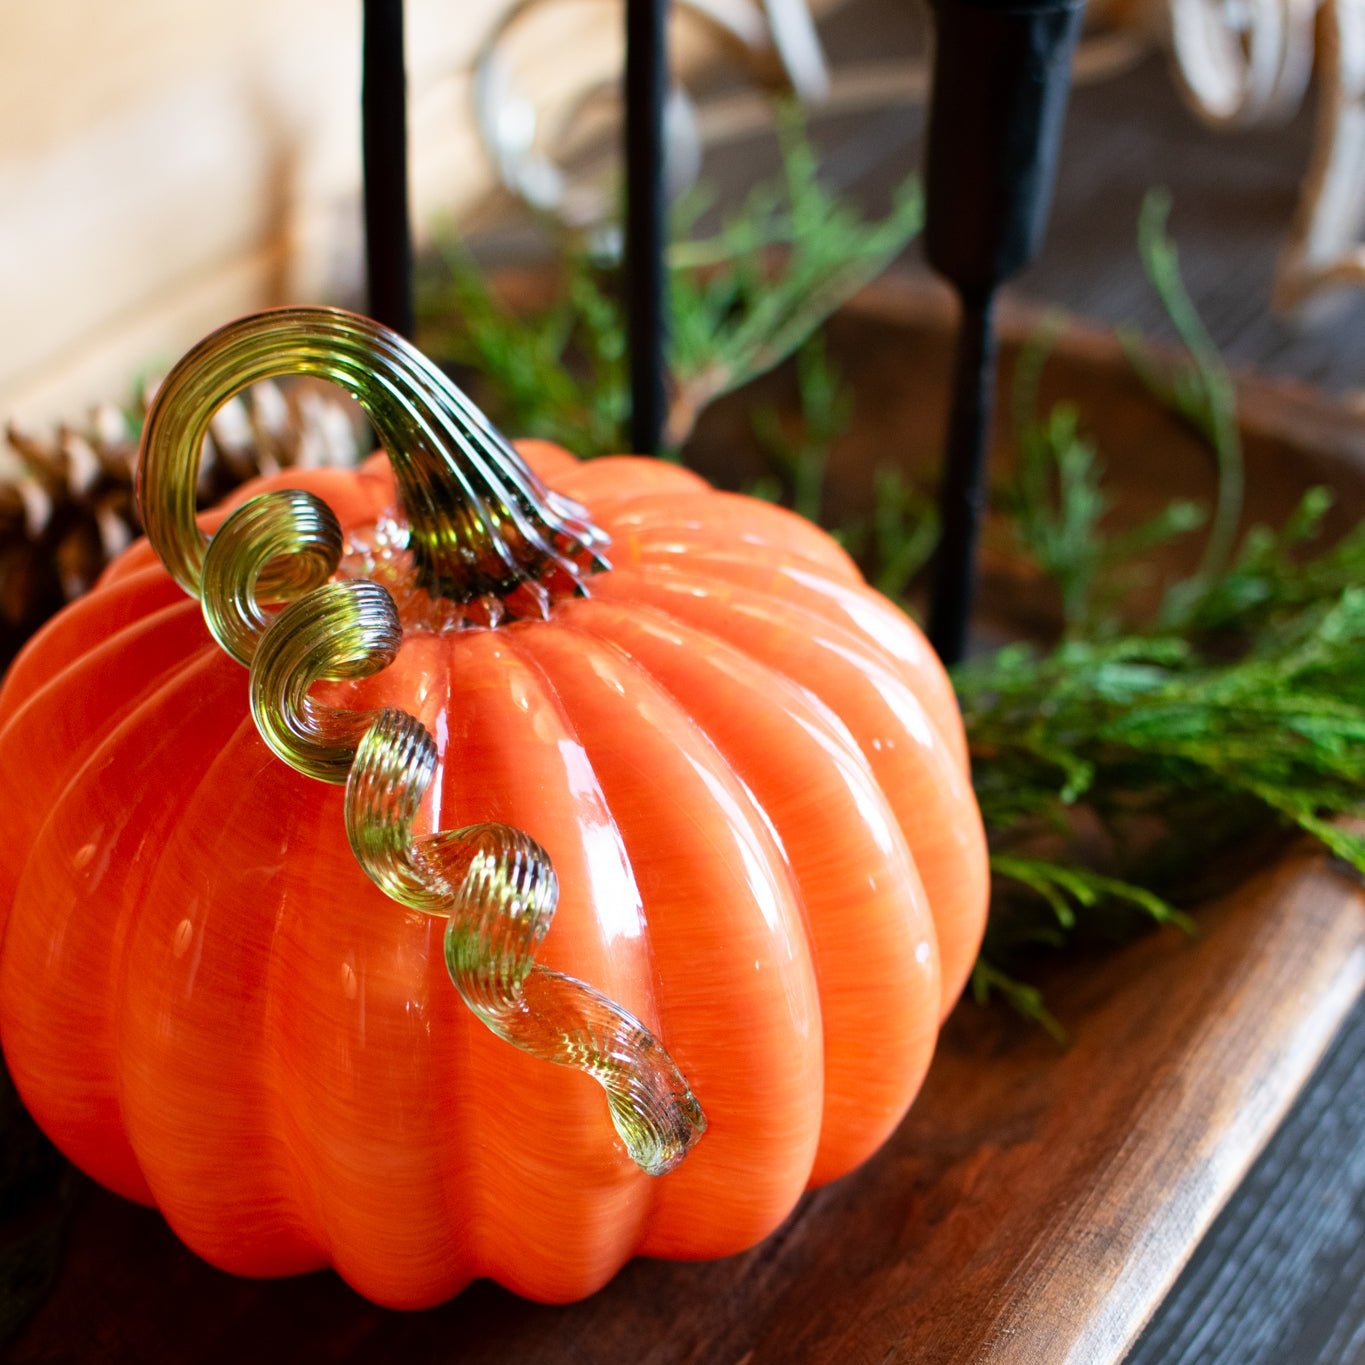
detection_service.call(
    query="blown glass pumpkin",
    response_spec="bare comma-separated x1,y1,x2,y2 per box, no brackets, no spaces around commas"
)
0,308,987,1307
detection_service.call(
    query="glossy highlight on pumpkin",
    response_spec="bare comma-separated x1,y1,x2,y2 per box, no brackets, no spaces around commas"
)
137,310,706,1180
0,421,988,1310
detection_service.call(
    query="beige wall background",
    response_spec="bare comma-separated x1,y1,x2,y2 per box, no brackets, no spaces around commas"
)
1,0,787,425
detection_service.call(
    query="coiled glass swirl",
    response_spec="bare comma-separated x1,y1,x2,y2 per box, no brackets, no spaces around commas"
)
136,306,706,1175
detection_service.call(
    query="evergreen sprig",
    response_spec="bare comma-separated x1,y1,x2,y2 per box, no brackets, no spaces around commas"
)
416,107,922,456
748,335,851,519
1005,314,1206,637
960,193,1364,1030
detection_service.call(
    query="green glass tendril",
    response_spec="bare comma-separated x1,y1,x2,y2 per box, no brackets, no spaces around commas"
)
137,306,705,1176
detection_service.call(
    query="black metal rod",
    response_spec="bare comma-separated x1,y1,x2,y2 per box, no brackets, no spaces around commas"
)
922,0,1084,663
362,0,414,339
927,289,998,665
625,0,669,454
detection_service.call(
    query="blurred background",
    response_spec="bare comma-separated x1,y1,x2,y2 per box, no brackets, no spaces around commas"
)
4,0,1364,428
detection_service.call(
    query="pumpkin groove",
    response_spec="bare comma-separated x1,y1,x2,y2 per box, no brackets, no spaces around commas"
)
0,314,988,1306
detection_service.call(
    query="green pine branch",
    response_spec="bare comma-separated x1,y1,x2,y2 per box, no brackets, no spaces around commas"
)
416,105,922,456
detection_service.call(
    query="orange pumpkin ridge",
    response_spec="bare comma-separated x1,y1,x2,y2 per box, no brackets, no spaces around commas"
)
0,309,988,1306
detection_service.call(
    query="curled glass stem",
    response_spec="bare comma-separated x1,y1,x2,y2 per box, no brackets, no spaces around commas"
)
351,718,706,1175
249,578,403,784
136,308,706,1176
435,830,708,1177
138,306,609,610
201,490,344,665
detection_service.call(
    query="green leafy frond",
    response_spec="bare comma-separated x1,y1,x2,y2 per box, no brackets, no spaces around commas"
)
416,105,923,456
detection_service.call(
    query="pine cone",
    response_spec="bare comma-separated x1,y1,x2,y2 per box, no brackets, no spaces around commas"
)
1,380,361,667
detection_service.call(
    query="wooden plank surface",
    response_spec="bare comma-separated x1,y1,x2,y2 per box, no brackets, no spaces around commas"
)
1128,996,1365,1365
713,0,1365,395
5,285,1364,1363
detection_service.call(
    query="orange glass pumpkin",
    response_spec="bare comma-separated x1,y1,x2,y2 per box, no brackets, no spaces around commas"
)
0,309,986,1307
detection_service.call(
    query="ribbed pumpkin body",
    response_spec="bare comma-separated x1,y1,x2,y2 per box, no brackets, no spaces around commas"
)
0,442,986,1307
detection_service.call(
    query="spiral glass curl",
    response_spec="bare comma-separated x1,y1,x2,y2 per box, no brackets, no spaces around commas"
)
136,306,706,1176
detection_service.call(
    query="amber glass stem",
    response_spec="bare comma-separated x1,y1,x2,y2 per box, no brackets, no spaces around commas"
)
137,306,606,605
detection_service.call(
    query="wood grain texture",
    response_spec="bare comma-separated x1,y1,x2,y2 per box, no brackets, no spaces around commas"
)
5,283,1364,1363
